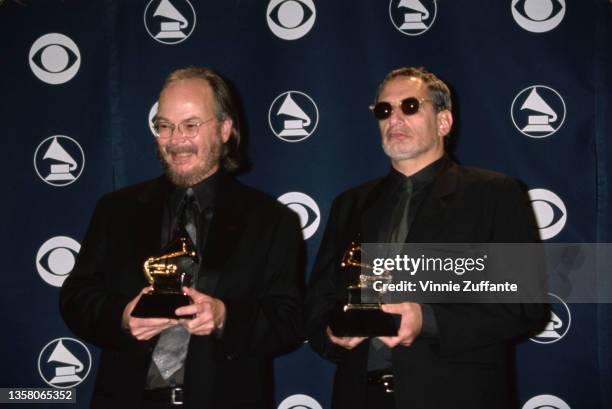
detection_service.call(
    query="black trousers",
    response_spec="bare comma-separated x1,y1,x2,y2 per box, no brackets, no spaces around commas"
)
365,379,395,409
141,387,183,408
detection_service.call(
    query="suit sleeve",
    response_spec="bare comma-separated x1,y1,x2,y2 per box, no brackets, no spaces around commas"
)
217,207,305,358
59,195,135,351
304,196,353,363
429,177,549,356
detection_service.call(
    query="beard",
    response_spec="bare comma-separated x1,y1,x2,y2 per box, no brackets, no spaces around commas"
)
382,139,424,161
381,131,439,162
158,135,223,187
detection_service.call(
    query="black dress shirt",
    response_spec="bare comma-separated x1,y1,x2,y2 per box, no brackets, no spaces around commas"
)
366,156,446,371
146,171,220,389
162,171,220,249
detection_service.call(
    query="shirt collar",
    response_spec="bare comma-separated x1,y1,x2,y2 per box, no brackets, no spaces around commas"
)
388,155,447,191
169,170,220,212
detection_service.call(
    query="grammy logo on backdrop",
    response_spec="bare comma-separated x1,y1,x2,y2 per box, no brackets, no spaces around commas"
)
511,85,566,139
269,90,319,142
144,0,196,45
152,0,189,39
520,87,558,133
397,0,430,30
530,293,571,344
276,92,311,138
42,137,78,182
535,311,563,339
46,340,85,385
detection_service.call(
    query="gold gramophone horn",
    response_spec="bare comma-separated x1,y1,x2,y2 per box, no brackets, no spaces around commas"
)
143,237,197,284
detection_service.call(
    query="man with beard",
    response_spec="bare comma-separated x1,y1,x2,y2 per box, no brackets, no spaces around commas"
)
60,67,304,408
305,67,547,409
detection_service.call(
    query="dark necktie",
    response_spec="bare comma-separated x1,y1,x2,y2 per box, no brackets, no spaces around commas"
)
150,188,199,383
181,188,199,247
388,178,413,243
371,178,414,356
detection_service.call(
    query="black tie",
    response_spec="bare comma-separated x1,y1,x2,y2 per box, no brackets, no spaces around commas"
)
170,187,200,248
370,178,413,356
388,178,413,243
182,188,199,246
149,188,200,384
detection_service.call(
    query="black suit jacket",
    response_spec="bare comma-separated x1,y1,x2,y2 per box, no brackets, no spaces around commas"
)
305,160,548,409
60,175,304,409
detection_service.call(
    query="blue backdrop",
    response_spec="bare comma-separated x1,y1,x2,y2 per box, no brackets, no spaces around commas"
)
2,1,611,408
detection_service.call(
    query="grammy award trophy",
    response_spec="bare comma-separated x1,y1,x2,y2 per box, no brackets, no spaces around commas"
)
328,240,399,337
131,235,198,318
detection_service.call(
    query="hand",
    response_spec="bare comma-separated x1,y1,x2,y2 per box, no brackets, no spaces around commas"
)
123,287,178,341
175,287,226,336
326,326,366,350
377,302,422,348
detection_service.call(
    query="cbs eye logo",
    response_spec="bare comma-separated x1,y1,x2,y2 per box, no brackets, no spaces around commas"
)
522,394,571,409
267,0,316,40
512,0,565,33
29,33,81,85
528,188,567,240
277,394,323,409
36,236,81,287
277,192,320,240
148,102,159,137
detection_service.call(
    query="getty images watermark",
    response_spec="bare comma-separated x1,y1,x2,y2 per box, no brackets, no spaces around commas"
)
352,243,612,304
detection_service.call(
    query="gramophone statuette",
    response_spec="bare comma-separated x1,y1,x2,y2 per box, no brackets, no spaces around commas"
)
328,240,398,337
340,241,393,312
131,236,199,318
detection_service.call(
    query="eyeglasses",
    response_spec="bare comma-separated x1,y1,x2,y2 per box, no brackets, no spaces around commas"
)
369,97,432,120
152,117,215,139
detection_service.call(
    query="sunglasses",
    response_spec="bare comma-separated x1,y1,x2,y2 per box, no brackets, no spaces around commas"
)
369,97,432,120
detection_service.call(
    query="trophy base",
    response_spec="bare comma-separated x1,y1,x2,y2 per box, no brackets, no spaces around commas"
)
131,292,191,319
329,304,399,337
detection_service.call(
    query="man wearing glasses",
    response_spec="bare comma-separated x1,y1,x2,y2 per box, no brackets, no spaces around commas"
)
305,67,546,409
60,67,303,408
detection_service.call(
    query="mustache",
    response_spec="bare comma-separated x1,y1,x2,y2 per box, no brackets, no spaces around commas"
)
164,145,197,155
387,125,409,134
385,127,411,138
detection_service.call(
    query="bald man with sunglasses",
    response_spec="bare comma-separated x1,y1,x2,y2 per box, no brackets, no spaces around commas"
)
305,67,547,409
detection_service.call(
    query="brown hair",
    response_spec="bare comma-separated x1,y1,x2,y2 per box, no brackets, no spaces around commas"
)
162,67,243,172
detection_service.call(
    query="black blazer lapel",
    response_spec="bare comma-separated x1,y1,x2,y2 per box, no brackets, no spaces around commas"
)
198,176,246,295
408,160,460,243
358,162,460,244
134,177,172,263
359,179,388,243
